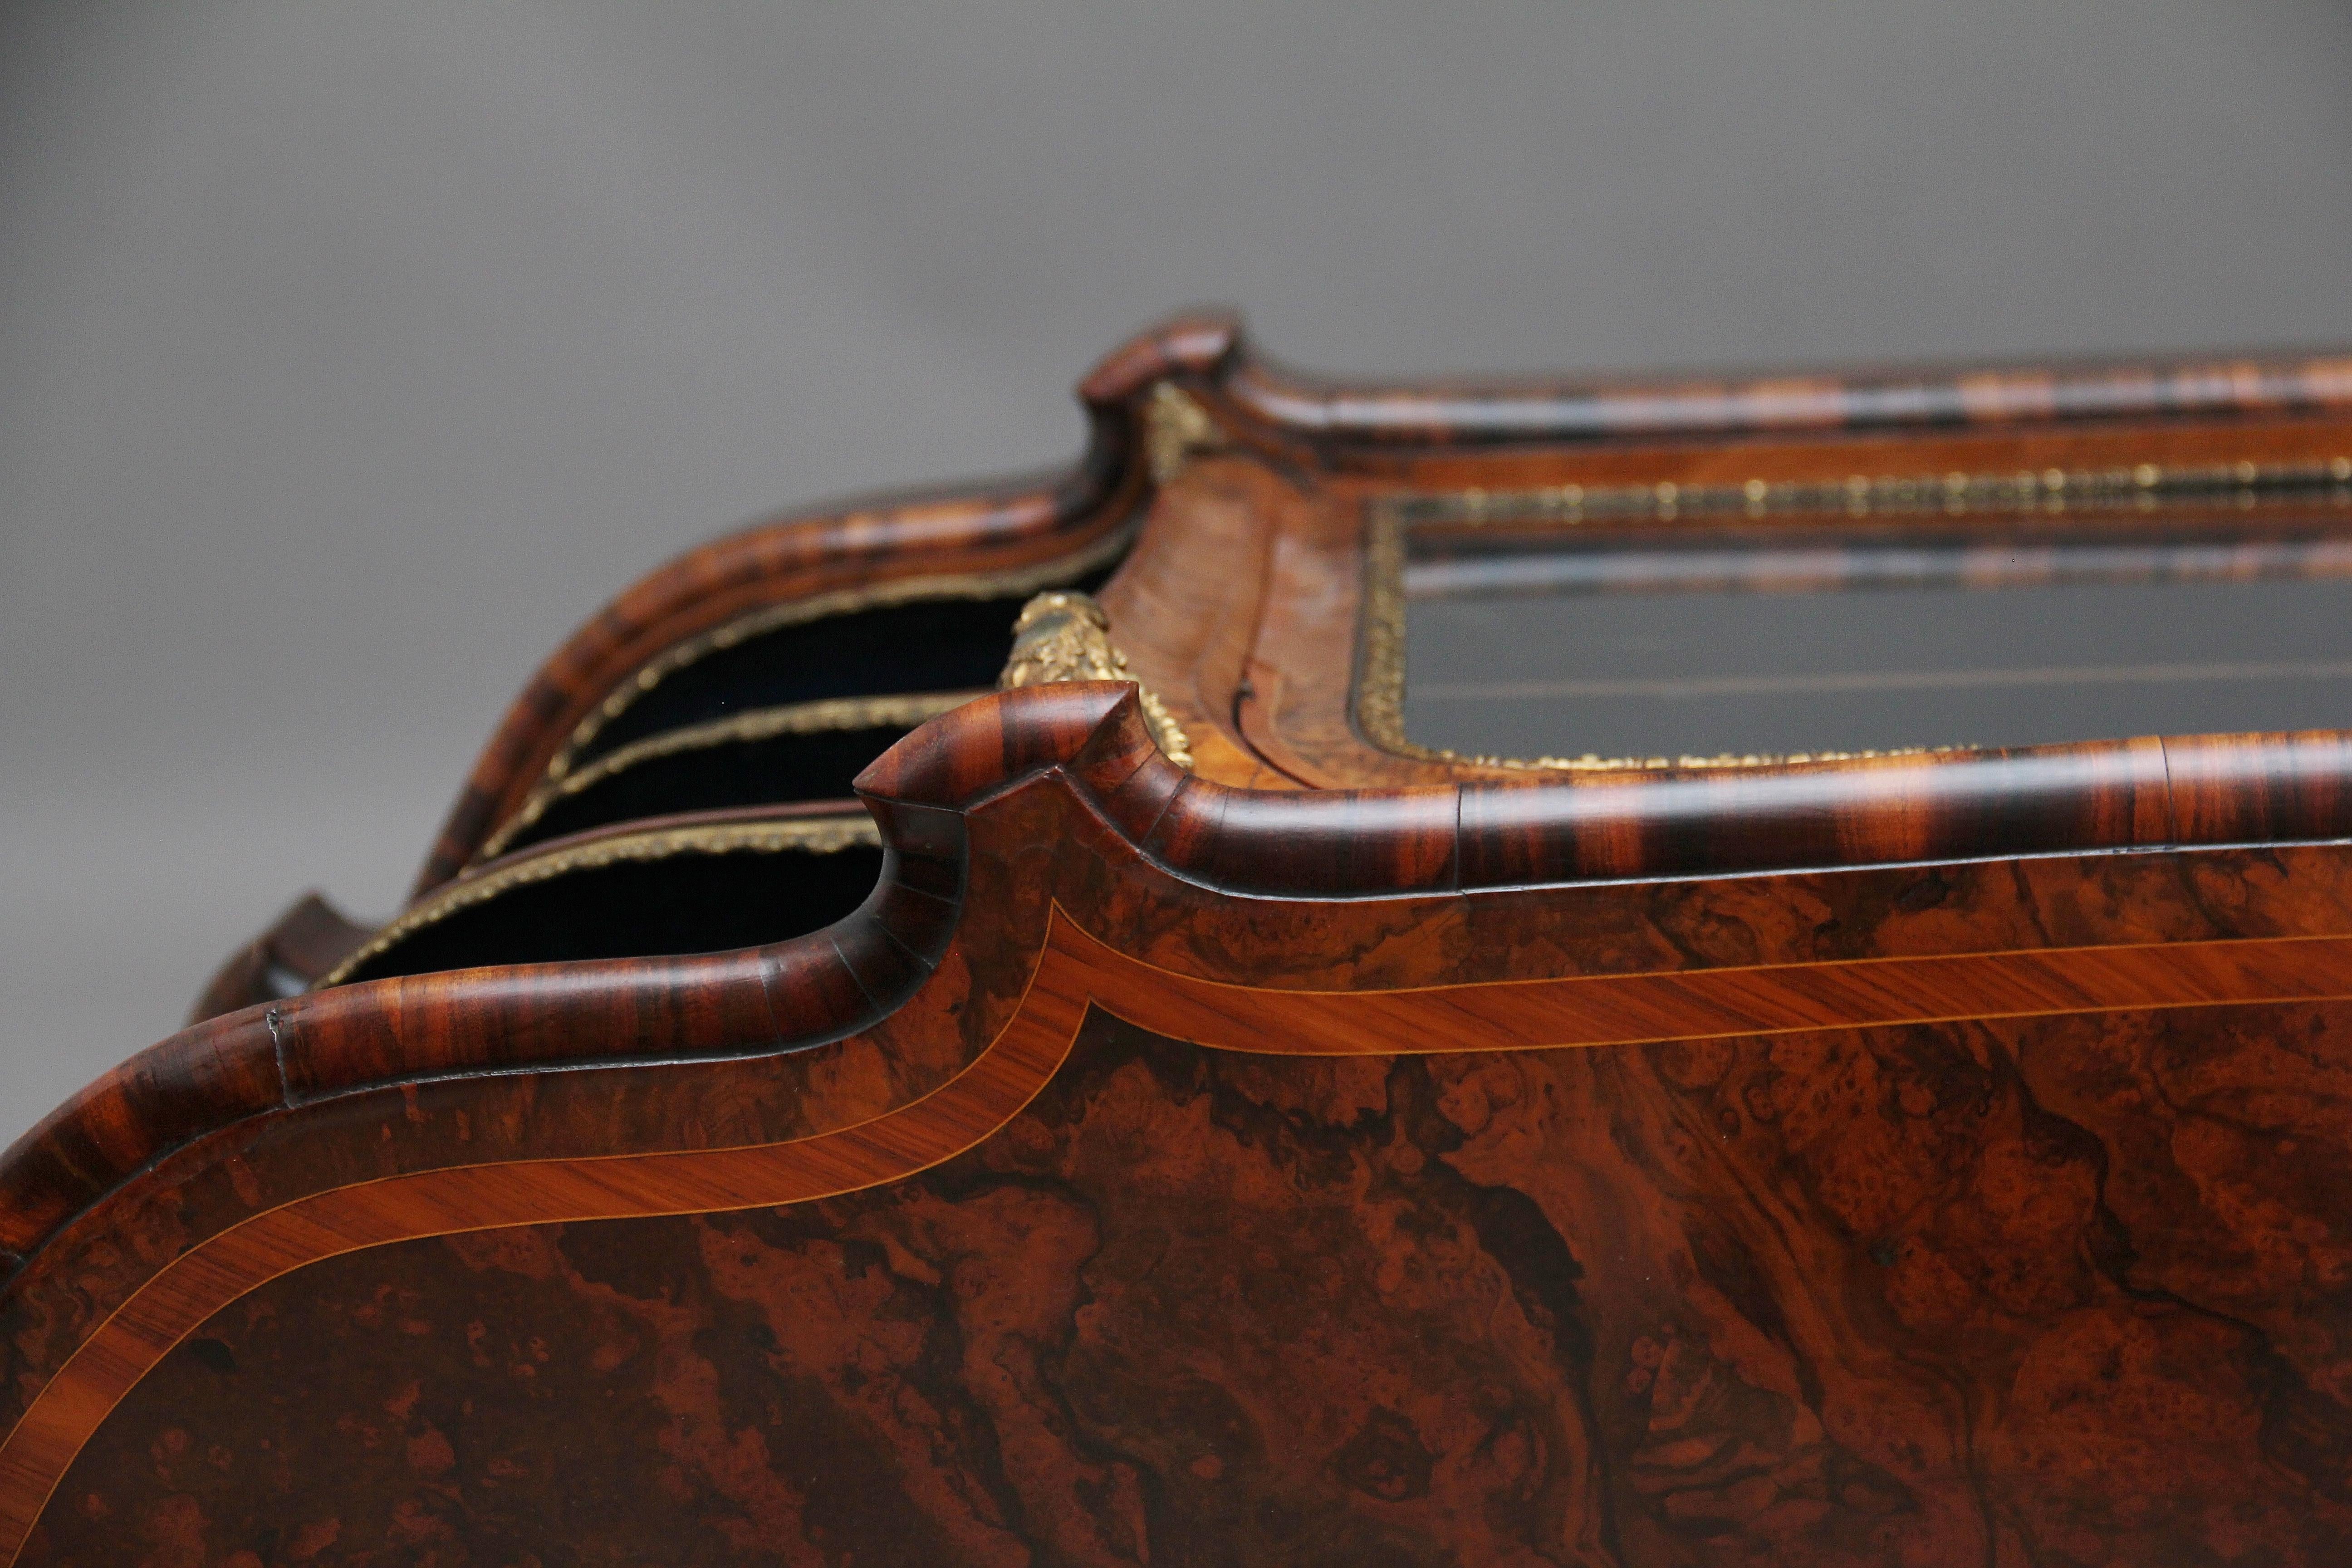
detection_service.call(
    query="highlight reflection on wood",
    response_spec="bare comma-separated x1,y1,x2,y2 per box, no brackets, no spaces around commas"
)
10,685,2352,1562
14,311,2352,1564
27,998,2352,1563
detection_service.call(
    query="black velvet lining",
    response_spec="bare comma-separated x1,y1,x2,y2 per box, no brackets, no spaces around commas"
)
573,559,1121,765
504,725,911,855
579,598,1025,763
340,845,887,984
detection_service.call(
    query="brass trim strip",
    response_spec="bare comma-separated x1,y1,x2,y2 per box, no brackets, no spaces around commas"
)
1359,456,2352,773
547,522,1139,786
1398,457,2352,529
1357,506,1423,762
320,815,881,991
478,691,982,862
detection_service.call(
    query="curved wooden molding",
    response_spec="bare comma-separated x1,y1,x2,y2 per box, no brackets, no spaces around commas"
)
15,900,2352,1557
415,309,2352,893
19,684,2352,1281
1210,326,2352,451
12,683,2352,1558
19,684,2352,1279
410,311,1244,895
0,935,1090,1560
186,892,372,1025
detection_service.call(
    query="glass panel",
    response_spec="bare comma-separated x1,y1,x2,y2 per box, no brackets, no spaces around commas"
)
1390,476,2352,763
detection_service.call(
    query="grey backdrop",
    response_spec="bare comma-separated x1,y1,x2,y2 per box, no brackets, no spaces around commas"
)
6,0,2352,1148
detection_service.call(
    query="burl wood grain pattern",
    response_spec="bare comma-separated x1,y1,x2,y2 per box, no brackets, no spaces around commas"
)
13,686,2352,1563
26,996,2352,1566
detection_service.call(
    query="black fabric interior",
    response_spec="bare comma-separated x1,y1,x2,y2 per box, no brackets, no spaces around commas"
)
576,557,1121,764
506,725,912,854
340,845,887,984
580,596,1027,762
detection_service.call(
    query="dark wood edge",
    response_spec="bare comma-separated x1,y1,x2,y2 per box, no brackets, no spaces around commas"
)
867,686,2352,892
405,312,1249,896
418,310,2352,893
193,803,872,1024
15,683,2352,1551
405,473,1078,894
318,799,885,991
0,686,1159,1282
25,680,2352,1278
1197,317,2352,450
186,893,374,1026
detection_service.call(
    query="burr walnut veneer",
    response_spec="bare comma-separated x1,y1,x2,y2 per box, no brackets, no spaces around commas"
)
12,317,2352,1565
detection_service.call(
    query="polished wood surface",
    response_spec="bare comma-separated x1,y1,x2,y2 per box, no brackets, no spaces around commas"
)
408,314,1239,895
15,687,2352,1559
428,309,2352,866
32,993,2352,1563
1068,318,2352,790
15,315,2352,1563
1219,334,2352,448
186,893,372,1025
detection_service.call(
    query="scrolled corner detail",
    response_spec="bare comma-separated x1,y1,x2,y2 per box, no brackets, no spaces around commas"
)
998,592,1194,769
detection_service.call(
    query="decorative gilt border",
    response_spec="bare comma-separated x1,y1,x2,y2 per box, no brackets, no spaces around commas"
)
322,814,880,990
1357,457,2352,773
1392,456,2352,530
478,691,983,861
541,524,1139,791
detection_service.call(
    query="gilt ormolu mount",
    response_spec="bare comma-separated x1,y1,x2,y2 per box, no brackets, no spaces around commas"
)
11,314,2352,1563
